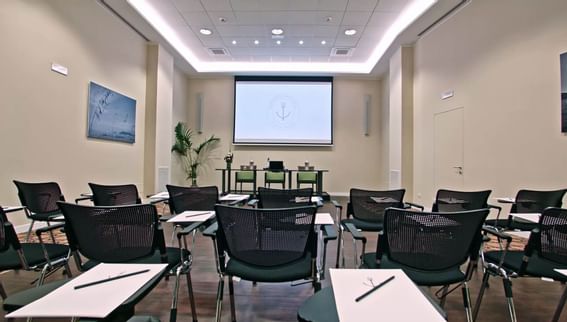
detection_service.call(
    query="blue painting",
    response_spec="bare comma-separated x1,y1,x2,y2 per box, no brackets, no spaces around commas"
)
87,82,136,143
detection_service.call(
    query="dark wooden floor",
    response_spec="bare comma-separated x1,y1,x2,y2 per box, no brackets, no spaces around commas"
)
2,201,567,321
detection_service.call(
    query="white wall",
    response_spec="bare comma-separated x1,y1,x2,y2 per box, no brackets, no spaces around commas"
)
170,69,190,186
413,0,567,204
183,77,385,195
0,0,147,225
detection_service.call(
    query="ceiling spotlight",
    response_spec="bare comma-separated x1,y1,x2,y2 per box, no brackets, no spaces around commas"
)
298,40,304,45
321,40,326,45
276,40,281,45
199,28,212,36
232,40,237,45
325,16,333,23
254,40,259,45
271,28,284,36
219,17,227,23
344,29,357,36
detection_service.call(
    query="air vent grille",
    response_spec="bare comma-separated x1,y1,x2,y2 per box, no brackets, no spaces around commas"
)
331,48,352,57
208,48,228,56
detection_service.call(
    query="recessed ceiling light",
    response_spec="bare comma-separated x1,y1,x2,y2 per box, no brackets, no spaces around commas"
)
254,40,259,45
276,40,281,45
321,40,326,45
325,16,333,23
219,17,227,23
271,28,284,36
199,28,212,36
232,40,237,45
298,40,304,45
344,29,357,36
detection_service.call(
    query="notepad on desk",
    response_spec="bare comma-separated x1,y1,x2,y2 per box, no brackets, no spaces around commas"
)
149,191,169,199
219,194,249,202
167,211,215,223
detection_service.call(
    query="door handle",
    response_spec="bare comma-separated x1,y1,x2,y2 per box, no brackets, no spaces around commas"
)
453,166,463,175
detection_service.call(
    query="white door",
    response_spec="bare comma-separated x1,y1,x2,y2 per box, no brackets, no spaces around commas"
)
434,107,464,190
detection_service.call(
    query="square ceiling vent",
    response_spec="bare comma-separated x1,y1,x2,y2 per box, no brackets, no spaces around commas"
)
331,48,353,57
208,48,229,56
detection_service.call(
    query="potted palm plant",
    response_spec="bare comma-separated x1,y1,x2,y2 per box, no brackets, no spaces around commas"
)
171,122,220,186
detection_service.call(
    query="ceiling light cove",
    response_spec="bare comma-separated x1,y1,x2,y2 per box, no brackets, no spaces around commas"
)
127,0,437,74
344,29,357,36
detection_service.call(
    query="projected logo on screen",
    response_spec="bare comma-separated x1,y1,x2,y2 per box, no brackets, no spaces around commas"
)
269,95,298,128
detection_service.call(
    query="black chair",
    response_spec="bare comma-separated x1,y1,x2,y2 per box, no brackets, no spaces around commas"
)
432,189,492,212
89,182,142,206
362,207,489,322
474,207,567,322
257,187,313,208
166,184,218,214
486,189,566,231
0,207,71,300
334,188,406,268
13,180,65,242
205,204,320,322
58,202,198,322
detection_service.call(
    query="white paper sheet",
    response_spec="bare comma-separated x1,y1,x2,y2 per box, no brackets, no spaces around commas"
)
315,213,334,225
149,191,169,199
330,269,445,322
496,197,515,203
6,263,167,318
167,210,215,223
554,269,567,277
506,231,531,239
510,213,540,223
2,206,25,212
219,194,249,202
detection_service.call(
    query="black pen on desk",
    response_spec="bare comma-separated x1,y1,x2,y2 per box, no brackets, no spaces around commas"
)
183,211,211,218
74,269,150,290
355,275,395,302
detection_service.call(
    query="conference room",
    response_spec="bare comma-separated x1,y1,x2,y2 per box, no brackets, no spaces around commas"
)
2,0,567,321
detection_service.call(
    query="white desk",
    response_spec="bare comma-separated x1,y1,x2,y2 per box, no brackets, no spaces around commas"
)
167,210,215,223
330,269,445,322
506,231,532,239
496,197,516,204
510,213,540,223
6,263,167,319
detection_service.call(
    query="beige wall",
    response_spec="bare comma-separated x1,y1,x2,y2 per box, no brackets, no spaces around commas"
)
413,0,567,205
183,77,385,195
170,69,190,186
0,0,147,226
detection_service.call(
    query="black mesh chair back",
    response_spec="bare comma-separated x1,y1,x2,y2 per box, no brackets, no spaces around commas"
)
350,188,405,223
257,187,313,208
13,180,64,215
166,185,218,213
57,202,160,263
432,189,491,212
512,189,566,213
215,204,317,267
382,208,489,271
535,207,567,265
88,183,141,206
0,208,12,252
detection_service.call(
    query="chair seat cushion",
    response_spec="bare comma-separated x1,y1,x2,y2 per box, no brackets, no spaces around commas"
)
485,251,567,281
226,253,313,282
3,279,68,312
0,243,69,270
297,287,338,322
362,253,466,286
341,218,383,231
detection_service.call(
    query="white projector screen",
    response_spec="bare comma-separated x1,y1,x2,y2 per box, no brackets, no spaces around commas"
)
233,76,333,145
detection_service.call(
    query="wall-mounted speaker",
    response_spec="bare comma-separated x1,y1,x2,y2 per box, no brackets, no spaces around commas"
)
364,94,371,136
196,92,203,134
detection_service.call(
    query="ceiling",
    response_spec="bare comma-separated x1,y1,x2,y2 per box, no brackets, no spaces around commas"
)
104,0,466,77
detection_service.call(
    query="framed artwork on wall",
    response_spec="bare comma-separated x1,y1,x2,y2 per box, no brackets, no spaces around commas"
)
87,81,136,143
561,52,567,132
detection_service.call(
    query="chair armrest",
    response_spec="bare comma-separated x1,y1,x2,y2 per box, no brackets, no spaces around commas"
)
343,222,366,243
488,203,502,212
202,222,218,238
331,199,342,209
159,215,173,222
405,202,424,211
176,222,204,240
74,196,93,204
481,225,512,243
322,224,337,242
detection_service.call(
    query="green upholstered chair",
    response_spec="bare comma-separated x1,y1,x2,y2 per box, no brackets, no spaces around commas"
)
264,171,285,188
0,207,71,300
474,207,567,322
297,171,317,189
365,207,489,322
235,170,256,192
205,204,320,322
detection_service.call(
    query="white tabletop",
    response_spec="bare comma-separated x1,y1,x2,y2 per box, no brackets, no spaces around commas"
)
330,269,445,322
496,197,515,204
219,194,249,202
554,269,567,277
149,191,169,199
6,263,167,319
510,213,540,223
506,231,531,239
315,212,334,225
167,210,215,223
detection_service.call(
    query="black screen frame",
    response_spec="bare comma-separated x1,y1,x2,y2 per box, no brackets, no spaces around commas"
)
233,75,334,146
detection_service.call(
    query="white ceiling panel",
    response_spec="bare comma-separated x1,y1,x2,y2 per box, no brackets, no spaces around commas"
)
341,11,372,26
376,0,410,12
367,12,397,26
172,0,205,12
345,0,378,11
201,0,233,11
181,11,214,25
208,11,238,25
